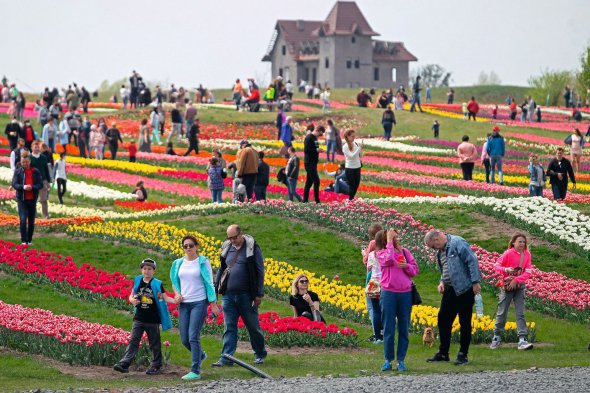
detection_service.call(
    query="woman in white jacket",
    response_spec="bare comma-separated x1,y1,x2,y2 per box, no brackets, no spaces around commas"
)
342,129,363,200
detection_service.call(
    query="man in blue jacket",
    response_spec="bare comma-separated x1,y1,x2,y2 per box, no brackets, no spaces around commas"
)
486,126,506,185
424,230,482,366
11,152,43,245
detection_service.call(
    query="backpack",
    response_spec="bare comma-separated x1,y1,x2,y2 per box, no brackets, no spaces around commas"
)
277,167,286,183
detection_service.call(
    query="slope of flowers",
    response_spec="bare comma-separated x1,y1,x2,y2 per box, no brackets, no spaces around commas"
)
0,213,102,228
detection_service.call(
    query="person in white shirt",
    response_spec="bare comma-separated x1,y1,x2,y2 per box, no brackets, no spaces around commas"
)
321,88,331,113
120,85,130,109
53,151,67,204
342,129,363,200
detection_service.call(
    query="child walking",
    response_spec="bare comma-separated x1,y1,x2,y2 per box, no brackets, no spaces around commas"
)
114,259,175,375
432,120,440,138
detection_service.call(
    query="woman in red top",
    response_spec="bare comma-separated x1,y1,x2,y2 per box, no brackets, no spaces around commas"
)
467,97,479,121
490,233,533,350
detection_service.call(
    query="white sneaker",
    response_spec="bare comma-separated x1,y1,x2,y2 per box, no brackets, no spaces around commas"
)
489,337,501,349
518,339,533,350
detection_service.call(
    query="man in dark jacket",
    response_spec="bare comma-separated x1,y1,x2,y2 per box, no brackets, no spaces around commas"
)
547,147,576,201
106,123,124,159
303,126,324,203
183,121,200,156
254,151,270,201
12,152,43,245
5,117,22,151
409,76,424,113
213,224,266,366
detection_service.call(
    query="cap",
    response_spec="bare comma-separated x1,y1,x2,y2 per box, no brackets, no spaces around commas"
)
139,258,157,269
492,125,500,132
240,139,249,147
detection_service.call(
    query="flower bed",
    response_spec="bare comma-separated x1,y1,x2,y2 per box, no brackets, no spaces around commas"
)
114,200,175,211
0,213,102,228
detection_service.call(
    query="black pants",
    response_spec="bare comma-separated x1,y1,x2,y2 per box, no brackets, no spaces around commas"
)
109,143,119,159
483,159,491,182
438,286,474,356
56,178,67,204
345,167,361,199
241,173,257,200
303,163,320,203
118,320,162,368
78,137,87,158
129,156,136,163
551,181,568,200
184,141,199,156
460,162,475,181
468,112,476,121
17,199,36,244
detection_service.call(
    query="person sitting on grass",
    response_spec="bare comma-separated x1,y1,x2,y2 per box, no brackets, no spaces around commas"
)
289,274,324,322
133,180,148,202
114,258,175,375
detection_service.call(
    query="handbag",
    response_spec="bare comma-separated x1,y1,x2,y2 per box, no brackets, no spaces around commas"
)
502,252,524,292
217,248,240,295
411,282,422,305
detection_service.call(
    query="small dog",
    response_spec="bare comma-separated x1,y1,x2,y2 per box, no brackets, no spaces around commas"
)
422,327,435,348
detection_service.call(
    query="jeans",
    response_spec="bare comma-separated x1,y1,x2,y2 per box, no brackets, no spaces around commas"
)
382,122,393,140
380,290,412,361
17,199,36,243
168,123,182,142
210,189,223,203
345,167,361,200
77,137,86,158
219,292,267,363
370,297,383,340
123,97,128,109
551,182,568,200
56,178,67,204
254,185,267,201
529,185,543,197
326,140,336,162
438,286,474,356
179,300,208,374
241,174,257,200
322,100,331,113
410,94,422,112
287,178,302,202
494,287,529,339
460,162,475,181
303,163,320,203
119,320,162,368
490,155,503,184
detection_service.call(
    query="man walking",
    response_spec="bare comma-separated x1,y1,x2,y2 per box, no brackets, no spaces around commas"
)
106,122,124,159
410,76,424,113
213,224,266,366
30,141,51,219
547,147,576,201
303,126,324,203
236,140,258,201
254,151,269,201
168,104,183,142
12,152,43,245
486,126,505,185
424,229,481,366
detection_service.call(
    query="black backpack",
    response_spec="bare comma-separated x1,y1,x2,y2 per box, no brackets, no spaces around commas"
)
277,167,287,184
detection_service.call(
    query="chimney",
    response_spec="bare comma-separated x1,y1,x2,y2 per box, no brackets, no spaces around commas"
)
296,19,305,31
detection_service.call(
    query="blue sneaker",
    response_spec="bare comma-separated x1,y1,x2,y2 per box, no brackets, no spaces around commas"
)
181,371,201,380
381,360,393,371
397,360,407,372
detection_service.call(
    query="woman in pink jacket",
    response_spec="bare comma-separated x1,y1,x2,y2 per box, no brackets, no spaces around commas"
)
457,135,478,181
490,233,534,350
375,228,419,372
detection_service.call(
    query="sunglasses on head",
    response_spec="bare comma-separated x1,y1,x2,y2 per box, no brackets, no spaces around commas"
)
183,243,196,249
299,279,309,284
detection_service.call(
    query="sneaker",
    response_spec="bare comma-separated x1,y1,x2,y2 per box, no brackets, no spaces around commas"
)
201,351,207,362
397,360,407,372
181,371,201,380
489,337,501,349
254,356,266,365
454,352,469,366
113,363,129,373
373,339,383,345
381,360,393,371
211,360,233,367
366,335,376,343
518,340,533,350
426,352,449,362
146,366,161,375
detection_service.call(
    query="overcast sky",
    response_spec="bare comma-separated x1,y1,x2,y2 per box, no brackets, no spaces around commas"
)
2,0,589,92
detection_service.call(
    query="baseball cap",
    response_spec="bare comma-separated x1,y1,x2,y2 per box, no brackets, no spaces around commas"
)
139,258,157,269
492,125,500,132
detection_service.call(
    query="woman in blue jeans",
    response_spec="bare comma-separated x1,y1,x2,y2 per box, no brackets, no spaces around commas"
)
375,228,419,372
170,234,220,380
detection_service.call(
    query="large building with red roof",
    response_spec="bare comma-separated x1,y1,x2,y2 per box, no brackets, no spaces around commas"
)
262,1,417,89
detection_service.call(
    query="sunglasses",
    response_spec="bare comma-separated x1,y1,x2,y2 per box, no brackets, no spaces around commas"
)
183,243,196,249
299,279,309,284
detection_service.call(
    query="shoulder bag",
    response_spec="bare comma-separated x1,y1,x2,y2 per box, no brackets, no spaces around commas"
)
217,248,240,295
401,248,422,305
503,252,524,292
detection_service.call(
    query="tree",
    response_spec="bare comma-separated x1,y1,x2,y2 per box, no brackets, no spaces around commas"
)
578,45,590,98
528,69,575,106
476,71,502,86
411,64,452,87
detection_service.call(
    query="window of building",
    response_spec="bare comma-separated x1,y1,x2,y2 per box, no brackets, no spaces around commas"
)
279,68,283,77
285,67,290,81
351,36,356,44
374,67,380,81
346,60,352,69
325,57,329,68
282,45,286,55
354,59,360,69
392,68,397,82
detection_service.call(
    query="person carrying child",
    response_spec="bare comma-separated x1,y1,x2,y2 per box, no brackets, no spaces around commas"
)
114,258,175,375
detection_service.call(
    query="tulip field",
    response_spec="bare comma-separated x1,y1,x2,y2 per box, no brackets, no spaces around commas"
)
1,95,590,390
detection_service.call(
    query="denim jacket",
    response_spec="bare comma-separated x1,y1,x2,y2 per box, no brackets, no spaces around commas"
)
528,163,546,185
437,235,481,295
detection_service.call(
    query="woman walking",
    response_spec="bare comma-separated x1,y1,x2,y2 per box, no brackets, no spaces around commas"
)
53,152,67,204
457,135,478,181
376,229,418,372
150,107,162,145
570,128,583,173
170,234,220,380
489,233,533,351
342,129,363,200
207,157,225,203
381,106,396,141
138,118,152,153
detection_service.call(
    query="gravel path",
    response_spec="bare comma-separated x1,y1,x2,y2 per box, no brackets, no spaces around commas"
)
25,367,590,393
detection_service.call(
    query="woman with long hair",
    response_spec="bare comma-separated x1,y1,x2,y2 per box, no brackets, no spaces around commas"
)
289,274,323,322
138,118,151,153
342,129,363,200
570,128,583,173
